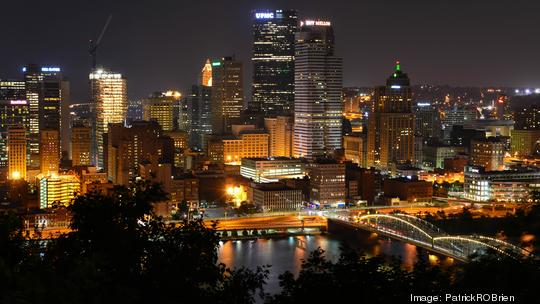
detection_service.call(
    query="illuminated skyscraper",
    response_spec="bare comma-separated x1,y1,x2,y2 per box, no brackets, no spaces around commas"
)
90,68,127,169
143,91,180,132
293,20,343,159
188,84,212,148
0,81,28,167
210,57,243,134
201,59,212,87
71,124,92,167
367,62,415,170
252,9,297,115
7,126,26,180
40,130,60,176
23,65,68,163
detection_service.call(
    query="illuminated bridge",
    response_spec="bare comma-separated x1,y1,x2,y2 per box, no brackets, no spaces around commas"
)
329,213,532,262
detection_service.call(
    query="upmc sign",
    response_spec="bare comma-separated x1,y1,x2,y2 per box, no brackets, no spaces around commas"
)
255,12,274,19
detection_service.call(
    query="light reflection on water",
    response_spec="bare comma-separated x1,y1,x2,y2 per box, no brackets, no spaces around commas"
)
218,234,426,295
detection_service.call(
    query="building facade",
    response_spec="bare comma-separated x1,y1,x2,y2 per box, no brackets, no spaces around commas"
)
464,165,540,203
39,130,60,176
264,116,293,157
210,57,243,134
252,9,297,115
293,19,343,159
248,182,303,212
39,174,80,209
367,62,415,170
71,125,92,167
470,137,505,171
7,126,26,180
143,91,180,132
90,68,127,169
240,157,305,183
308,159,346,207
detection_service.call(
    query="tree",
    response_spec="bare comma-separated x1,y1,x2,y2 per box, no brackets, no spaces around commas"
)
0,181,268,304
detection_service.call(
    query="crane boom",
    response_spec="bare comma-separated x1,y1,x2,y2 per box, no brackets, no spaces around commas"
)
89,14,113,69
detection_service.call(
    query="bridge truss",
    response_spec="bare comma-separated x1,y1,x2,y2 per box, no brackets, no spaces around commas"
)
354,213,531,261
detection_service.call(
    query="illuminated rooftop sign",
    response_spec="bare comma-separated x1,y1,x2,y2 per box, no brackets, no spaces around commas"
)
10,100,27,105
41,67,61,72
211,61,221,67
300,20,331,27
391,85,401,89
255,12,274,19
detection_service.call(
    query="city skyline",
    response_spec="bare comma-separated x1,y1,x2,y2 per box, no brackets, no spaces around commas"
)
1,0,539,102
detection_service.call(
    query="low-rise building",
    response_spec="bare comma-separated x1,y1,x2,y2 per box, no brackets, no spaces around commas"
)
240,157,305,183
309,159,346,207
464,165,540,203
248,182,303,212
39,174,81,209
383,177,433,204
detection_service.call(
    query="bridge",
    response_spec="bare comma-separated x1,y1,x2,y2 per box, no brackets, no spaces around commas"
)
328,212,532,262
26,210,531,262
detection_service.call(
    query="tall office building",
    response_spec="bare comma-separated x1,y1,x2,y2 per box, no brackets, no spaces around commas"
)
201,59,212,87
7,126,26,180
106,121,165,185
210,57,243,134
252,9,297,115
293,19,343,159
143,91,180,132
415,102,441,138
90,68,127,169
40,130,60,176
188,60,214,148
0,81,28,167
367,62,415,170
23,65,68,161
71,124,92,166
265,116,293,157
189,85,212,148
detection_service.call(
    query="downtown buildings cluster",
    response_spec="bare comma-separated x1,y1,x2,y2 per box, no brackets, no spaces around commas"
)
2,9,540,223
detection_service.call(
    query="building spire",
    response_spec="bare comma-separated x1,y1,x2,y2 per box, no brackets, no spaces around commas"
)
395,60,401,71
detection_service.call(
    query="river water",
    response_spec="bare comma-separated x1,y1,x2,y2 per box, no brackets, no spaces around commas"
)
218,233,428,296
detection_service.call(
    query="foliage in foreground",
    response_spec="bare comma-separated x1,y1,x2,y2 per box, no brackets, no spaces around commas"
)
0,182,267,304
0,182,539,304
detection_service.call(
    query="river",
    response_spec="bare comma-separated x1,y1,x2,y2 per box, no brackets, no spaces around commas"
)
218,233,435,296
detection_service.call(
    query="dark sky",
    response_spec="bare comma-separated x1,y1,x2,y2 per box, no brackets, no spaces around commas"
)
1,0,539,101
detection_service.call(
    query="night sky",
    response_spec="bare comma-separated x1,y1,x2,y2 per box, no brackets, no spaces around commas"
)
1,0,539,101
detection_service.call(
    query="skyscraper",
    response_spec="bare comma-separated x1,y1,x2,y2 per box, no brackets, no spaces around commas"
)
143,91,180,132
0,81,28,167
210,57,243,134
106,121,165,185
201,59,212,87
252,9,297,115
367,61,415,170
40,130,60,175
7,126,26,180
23,65,68,165
71,124,92,167
293,19,343,159
90,68,127,169
367,61,415,169
189,85,212,148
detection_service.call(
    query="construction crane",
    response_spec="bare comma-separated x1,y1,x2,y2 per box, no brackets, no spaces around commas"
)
89,15,112,70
